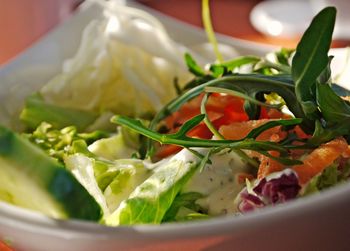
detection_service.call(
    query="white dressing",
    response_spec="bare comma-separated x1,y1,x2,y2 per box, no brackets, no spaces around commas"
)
183,151,249,215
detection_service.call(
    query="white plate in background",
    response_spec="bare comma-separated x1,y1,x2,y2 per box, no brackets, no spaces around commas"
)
250,0,350,39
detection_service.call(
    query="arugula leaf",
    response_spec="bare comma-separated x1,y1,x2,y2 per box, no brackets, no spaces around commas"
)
311,52,350,141
209,56,260,77
182,75,214,91
331,84,350,97
200,93,223,139
317,56,333,85
310,119,350,145
205,85,280,109
112,115,286,150
246,118,302,139
184,53,207,77
204,77,303,120
149,74,301,133
316,83,350,125
254,60,291,74
275,48,294,66
112,115,303,165
309,120,335,145
173,114,206,138
292,7,336,120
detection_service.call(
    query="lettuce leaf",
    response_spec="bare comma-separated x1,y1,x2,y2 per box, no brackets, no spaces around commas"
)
105,151,199,225
23,122,109,163
102,159,150,212
65,153,151,218
88,134,134,160
39,19,191,118
303,162,350,195
20,94,98,131
162,192,204,222
65,154,110,215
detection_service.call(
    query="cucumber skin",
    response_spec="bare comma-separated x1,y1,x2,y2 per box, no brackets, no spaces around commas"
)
0,125,102,221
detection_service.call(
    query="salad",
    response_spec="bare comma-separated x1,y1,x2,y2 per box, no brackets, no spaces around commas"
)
0,2,349,227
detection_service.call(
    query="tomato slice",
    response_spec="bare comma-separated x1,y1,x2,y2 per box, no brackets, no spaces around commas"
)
165,93,249,131
0,241,14,251
155,92,300,158
156,93,251,158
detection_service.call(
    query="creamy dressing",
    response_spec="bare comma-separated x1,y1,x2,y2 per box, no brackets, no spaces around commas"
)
182,150,249,215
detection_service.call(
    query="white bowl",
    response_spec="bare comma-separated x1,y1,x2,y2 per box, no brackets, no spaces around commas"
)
1,1,350,251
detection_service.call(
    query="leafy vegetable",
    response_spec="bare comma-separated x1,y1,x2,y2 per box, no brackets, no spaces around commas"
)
20,94,98,131
65,154,109,215
184,53,207,77
275,48,294,66
23,122,109,163
292,7,336,121
111,115,300,152
0,125,102,220
209,56,260,77
149,74,299,131
112,114,303,166
2,4,350,226
37,17,192,120
316,83,350,125
102,160,150,212
105,152,199,225
302,164,339,195
162,192,205,222
302,161,350,195
88,132,138,160
237,170,301,213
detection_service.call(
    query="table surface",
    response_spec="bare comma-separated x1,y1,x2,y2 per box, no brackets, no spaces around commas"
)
1,0,349,66
0,0,81,66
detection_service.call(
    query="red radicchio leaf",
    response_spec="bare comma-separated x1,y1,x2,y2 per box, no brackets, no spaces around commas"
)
238,169,301,213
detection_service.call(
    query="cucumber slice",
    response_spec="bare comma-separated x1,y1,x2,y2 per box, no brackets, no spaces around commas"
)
0,126,101,221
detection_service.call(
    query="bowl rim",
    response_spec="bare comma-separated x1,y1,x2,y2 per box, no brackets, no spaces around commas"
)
1,180,350,240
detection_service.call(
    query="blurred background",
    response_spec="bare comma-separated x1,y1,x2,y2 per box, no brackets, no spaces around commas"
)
0,0,349,65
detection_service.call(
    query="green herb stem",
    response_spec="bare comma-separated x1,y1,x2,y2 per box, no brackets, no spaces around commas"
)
202,0,223,63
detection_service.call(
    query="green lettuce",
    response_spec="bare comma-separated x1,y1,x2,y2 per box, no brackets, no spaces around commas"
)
22,122,109,163
162,192,205,222
105,152,200,225
102,159,150,212
303,162,350,195
65,154,151,217
88,127,139,161
20,94,98,131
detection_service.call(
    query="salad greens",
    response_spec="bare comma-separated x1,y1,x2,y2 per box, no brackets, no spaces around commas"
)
111,115,303,166
0,4,349,226
292,7,336,122
106,155,199,225
20,94,99,131
0,126,101,220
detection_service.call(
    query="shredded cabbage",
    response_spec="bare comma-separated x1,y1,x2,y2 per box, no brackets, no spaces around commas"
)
40,4,193,117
